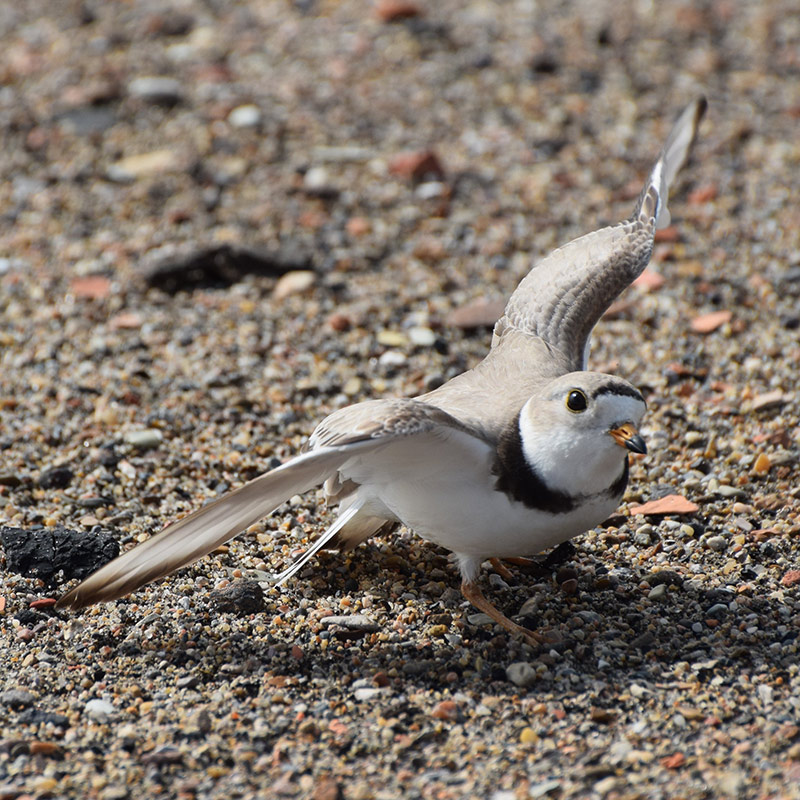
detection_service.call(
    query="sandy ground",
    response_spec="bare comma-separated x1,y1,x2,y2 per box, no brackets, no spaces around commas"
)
1,1,799,798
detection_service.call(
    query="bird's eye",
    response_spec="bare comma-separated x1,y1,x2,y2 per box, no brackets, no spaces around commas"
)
566,389,588,413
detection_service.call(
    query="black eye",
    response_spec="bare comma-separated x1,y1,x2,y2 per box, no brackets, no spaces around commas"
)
566,389,588,413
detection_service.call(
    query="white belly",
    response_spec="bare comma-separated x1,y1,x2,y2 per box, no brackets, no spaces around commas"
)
356,471,619,560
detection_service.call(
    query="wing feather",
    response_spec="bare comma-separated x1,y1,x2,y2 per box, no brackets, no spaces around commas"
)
58,399,481,609
492,97,706,369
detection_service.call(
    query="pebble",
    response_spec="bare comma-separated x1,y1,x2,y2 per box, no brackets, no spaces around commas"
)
1,689,36,708
85,699,116,721
407,326,437,346
506,662,538,688
377,330,409,347
124,429,163,450
108,149,180,181
128,76,183,104
706,536,727,552
648,583,668,601
273,270,316,300
320,615,379,632
228,104,262,128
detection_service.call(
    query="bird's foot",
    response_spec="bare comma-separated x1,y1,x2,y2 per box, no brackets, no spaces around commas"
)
461,580,557,646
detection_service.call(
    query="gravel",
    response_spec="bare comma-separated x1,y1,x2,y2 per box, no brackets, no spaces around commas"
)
1,1,799,798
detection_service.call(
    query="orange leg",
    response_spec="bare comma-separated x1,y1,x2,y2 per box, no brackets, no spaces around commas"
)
461,580,554,645
489,557,515,582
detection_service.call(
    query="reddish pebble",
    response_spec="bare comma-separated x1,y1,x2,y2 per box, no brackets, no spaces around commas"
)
71,275,111,300
376,0,422,22
345,216,370,237
291,645,304,660
109,311,143,330
388,149,444,181
431,700,459,721
30,598,57,609
661,752,686,769
630,494,699,516
17,627,34,641
690,310,732,334
327,312,352,332
782,570,800,588
633,269,665,291
30,741,62,757
688,183,718,204
373,671,390,687
654,225,680,242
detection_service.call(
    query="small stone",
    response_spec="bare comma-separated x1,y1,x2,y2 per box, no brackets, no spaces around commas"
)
431,700,458,721
319,614,379,632
506,662,537,688
124,429,163,450
781,570,800,588
71,275,112,299
228,104,262,128
108,149,180,181
378,350,407,369
387,149,444,180
529,780,561,798
752,453,771,474
634,524,654,545
467,612,494,626
648,583,668,601
519,726,539,744
211,579,265,615
750,390,785,412
273,270,316,300
38,465,74,489
353,687,385,701
327,312,352,332
706,536,727,552
408,326,437,346
376,0,422,22
1,689,36,708
377,330,408,347
690,310,731,334
85,699,115,721
303,166,337,197
447,298,505,329
128,76,183,105
343,377,363,396
629,494,699,515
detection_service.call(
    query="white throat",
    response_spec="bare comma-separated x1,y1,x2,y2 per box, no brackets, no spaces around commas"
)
518,398,632,497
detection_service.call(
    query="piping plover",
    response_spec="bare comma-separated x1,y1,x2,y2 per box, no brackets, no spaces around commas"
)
59,99,706,644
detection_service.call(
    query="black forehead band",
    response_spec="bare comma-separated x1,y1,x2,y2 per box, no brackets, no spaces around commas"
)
591,384,645,405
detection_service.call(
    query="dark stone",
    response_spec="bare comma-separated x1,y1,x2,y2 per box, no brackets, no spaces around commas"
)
210,579,266,615
38,466,74,489
17,709,70,727
0,526,119,582
144,244,314,293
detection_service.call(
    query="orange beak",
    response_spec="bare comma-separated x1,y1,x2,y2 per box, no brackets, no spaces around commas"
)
609,423,647,454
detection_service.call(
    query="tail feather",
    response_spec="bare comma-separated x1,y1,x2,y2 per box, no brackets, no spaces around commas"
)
56,445,366,609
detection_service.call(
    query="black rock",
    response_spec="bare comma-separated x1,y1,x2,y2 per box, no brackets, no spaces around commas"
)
210,579,266,615
38,465,74,489
0,526,119,582
17,709,70,727
144,244,314,293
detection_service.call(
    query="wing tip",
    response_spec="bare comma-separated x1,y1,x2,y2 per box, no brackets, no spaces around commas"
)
635,96,708,227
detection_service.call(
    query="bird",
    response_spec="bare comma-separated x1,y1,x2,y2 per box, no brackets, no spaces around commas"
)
58,98,707,645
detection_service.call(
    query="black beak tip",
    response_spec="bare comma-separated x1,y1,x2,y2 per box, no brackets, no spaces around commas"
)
625,433,647,455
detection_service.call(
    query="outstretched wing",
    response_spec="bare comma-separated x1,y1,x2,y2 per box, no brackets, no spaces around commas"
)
492,98,707,370
57,399,481,609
